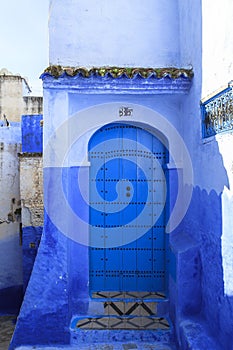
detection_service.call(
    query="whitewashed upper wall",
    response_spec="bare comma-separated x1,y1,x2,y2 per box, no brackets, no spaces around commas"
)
178,0,202,74
0,74,43,123
49,0,180,68
202,0,233,97
0,126,22,289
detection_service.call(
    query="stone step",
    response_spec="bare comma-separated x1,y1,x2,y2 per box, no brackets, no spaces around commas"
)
87,299,169,318
70,328,172,345
70,315,173,345
73,315,170,330
104,300,158,317
87,291,169,318
92,291,167,301
15,343,177,350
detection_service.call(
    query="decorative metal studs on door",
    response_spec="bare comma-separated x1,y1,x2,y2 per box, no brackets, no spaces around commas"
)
89,124,168,292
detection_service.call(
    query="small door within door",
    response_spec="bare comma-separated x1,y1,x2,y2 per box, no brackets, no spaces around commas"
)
89,123,167,293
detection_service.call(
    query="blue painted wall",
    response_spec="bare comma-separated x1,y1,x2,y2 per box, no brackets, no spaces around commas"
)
11,71,193,348
21,114,43,153
0,118,44,315
0,285,23,315
11,1,233,349
10,215,70,348
0,124,23,315
21,114,43,293
175,2,233,349
22,226,43,292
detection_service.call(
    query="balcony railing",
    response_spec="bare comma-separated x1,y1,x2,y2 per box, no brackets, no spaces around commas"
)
201,82,233,138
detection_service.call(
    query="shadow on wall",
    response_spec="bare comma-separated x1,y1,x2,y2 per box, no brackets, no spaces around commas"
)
170,134,233,349
0,286,23,315
0,229,23,315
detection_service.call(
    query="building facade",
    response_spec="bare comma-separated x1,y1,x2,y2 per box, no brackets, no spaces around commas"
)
0,68,43,123
10,1,233,349
0,71,43,314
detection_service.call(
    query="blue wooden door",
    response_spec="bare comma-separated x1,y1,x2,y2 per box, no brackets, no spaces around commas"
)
89,123,167,293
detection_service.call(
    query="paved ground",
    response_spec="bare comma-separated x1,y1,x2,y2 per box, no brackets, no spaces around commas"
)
16,345,176,350
0,316,16,350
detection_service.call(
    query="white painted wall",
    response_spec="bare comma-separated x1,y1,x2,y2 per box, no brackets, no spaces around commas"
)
0,126,22,289
49,0,180,68
0,71,43,123
179,0,233,301
0,75,24,123
178,0,202,73
202,0,233,98
19,155,43,228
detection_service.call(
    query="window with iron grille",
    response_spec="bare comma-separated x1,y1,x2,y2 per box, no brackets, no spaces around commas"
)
201,82,233,138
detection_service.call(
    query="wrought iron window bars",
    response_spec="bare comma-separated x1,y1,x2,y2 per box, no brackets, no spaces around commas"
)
201,81,233,138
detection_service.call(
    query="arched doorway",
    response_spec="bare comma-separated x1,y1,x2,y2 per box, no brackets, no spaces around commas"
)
88,123,168,295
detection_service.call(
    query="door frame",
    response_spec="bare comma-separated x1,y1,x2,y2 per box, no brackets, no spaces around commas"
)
88,121,170,296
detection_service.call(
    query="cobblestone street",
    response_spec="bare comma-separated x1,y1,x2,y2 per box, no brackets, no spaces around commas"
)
0,316,16,350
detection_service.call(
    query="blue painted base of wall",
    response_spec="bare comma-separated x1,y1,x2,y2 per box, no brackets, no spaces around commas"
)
11,184,230,349
169,186,231,350
0,233,24,316
179,319,221,350
22,226,43,292
0,285,23,315
9,218,70,350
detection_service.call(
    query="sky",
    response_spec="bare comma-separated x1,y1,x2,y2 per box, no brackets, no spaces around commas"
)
0,0,50,95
